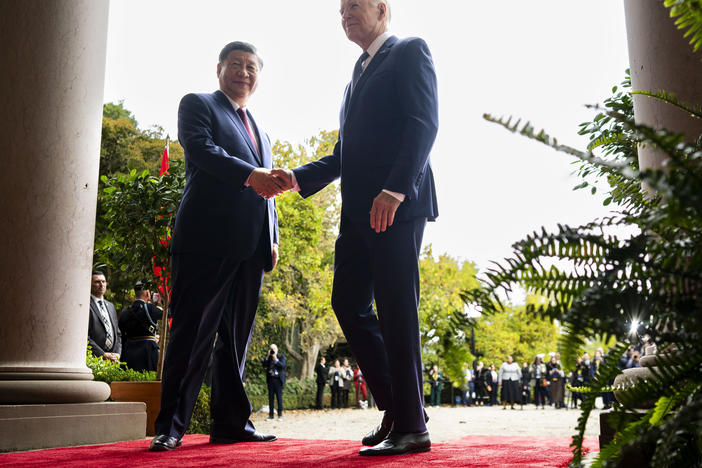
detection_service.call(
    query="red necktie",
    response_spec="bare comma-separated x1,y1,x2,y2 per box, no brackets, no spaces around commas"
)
237,107,260,155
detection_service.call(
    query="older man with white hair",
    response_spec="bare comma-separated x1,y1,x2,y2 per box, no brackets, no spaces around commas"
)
277,0,439,456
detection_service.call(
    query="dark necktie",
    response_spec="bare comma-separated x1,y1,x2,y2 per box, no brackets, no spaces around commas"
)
350,51,370,95
236,107,260,155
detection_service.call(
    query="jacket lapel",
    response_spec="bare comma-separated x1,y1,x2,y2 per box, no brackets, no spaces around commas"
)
346,35,397,115
213,90,263,166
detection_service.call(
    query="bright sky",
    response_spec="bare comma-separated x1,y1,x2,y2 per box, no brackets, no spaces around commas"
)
103,0,630,272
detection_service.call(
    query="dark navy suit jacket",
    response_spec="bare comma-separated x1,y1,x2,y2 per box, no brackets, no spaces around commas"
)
171,90,278,270
293,36,438,222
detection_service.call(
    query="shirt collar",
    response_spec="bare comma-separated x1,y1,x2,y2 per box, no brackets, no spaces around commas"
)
222,92,245,113
363,31,392,69
91,295,104,303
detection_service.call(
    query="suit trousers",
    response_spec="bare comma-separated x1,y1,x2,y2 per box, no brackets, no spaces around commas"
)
267,377,283,418
154,239,266,439
330,215,427,433
315,382,325,409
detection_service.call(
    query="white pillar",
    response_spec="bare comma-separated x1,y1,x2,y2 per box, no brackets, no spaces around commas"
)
624,0,702,171
0,0,111,403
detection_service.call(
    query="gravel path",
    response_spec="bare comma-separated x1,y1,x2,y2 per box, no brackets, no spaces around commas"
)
250,404,602,442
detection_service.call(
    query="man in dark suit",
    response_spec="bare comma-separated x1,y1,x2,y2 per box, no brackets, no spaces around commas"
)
275,0,437,456
88,270,121,362
149,41,284,452
263,344,286,420
315,356,328,409
118,281,162,372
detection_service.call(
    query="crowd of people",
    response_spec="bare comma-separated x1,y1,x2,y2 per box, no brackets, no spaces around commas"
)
311,346,647,412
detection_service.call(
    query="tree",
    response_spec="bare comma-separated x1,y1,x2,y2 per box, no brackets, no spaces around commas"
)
100,102,183,181
473,295,559,369
418,247,479,387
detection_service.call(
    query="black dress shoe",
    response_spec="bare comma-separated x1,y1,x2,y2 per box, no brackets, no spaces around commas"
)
209,431,277,444
149,434,182,451
361,409,430,446
360,431,431,457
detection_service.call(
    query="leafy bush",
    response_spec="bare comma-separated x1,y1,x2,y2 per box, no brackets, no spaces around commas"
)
86,345,156,384
187,385,211,434
467,77,702,467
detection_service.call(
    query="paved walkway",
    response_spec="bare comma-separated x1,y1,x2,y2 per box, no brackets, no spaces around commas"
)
251,403,602,442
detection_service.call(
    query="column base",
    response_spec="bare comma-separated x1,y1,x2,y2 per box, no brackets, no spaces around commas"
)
0,402,146,452
0,380,110,404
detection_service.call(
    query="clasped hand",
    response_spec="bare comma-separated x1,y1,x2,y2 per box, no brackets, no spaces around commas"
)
249,168,401,234
248,168,294,199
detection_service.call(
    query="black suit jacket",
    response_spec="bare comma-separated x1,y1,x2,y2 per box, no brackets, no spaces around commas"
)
263,353,286,386
88,296,121,356
171,90,278,270
315,363,327,384
294,36,438,223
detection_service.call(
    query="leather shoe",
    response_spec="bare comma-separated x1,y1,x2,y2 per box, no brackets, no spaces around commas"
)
209,431,277,443
360,431,431,456
149,434,182,451
361,408,429,446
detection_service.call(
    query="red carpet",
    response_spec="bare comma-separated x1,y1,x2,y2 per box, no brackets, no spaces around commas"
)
0,434,598,467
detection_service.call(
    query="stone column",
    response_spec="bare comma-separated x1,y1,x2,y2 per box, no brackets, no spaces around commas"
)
0,0,111,403
624,0,702,171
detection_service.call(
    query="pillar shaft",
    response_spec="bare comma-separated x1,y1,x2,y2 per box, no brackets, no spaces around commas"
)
0,0,111,402
624,0,702,171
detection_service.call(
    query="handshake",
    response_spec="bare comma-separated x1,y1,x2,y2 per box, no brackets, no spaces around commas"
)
248,168,295,199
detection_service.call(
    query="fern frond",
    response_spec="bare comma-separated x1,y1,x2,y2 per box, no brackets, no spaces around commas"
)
665,0,702,53
631,89,702,119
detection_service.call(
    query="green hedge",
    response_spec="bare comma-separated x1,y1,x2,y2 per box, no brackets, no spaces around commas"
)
187,379,333,434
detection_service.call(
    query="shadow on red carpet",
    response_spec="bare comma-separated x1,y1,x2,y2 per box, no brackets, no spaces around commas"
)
0,434,599,467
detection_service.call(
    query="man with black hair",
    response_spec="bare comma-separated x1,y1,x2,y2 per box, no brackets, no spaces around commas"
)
119,281,162,372
150,40,282,452
88,270,121,362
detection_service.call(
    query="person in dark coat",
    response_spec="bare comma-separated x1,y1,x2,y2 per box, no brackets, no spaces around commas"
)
263,344,286,420
315,356,328,409
474,362,487,406
119,281,162,372
88,270,121,362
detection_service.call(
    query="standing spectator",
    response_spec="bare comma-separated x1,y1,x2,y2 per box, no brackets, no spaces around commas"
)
532,356,548,409
429,365,443,407
474,362,487,406
341,358,353,408
354,365,368,408
520,362,531,405
581,353,594,383
462,363,474,406
88,270,121,362
594,347,614,409
329,359,344,409
548,356,565,409
498,356,522,410
119,281,162,371
315,356,328,410
263,344,286,420
486,364,498,406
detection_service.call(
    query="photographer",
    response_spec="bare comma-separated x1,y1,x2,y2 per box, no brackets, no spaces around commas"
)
627,351,642,369
263,344,286,420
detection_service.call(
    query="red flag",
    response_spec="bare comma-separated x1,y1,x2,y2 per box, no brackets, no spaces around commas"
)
159,137,170,175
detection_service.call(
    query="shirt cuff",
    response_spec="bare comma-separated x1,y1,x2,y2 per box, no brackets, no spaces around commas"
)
244,169,254,187
383,189,405,202
290,171,301,192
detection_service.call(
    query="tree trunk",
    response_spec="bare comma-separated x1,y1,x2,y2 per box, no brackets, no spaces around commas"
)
300,343,321,380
